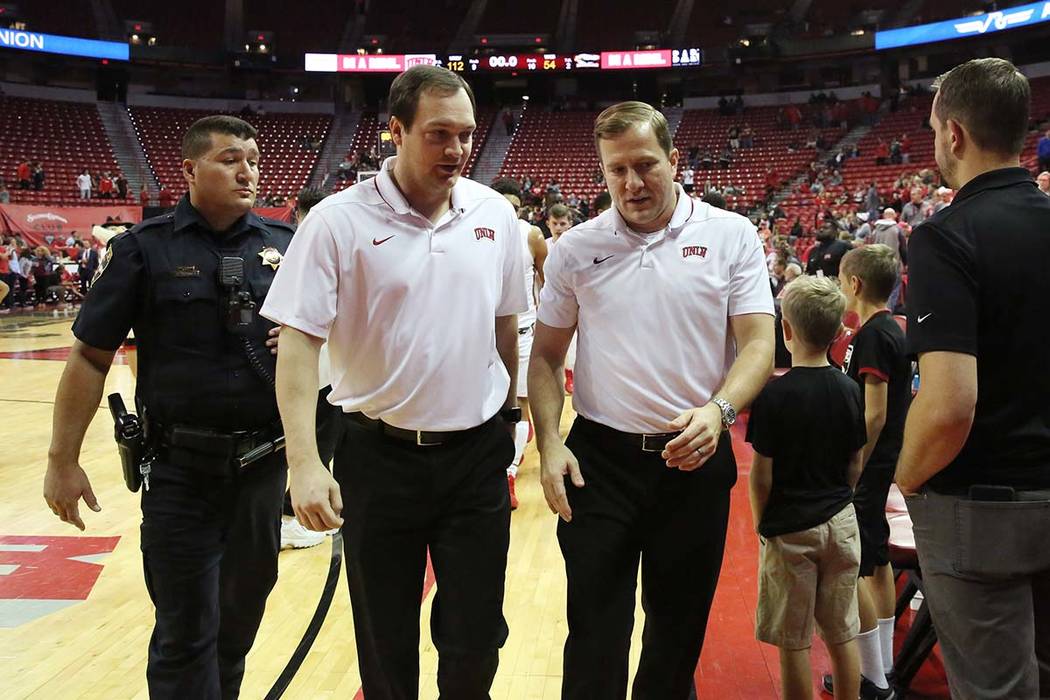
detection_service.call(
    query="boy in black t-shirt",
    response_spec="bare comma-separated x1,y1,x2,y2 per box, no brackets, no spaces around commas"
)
748,275,868,700
823,245,912,698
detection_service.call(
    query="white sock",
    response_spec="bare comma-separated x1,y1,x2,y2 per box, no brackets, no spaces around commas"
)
878,617,895,674
857,627,888,689
507,421,528,478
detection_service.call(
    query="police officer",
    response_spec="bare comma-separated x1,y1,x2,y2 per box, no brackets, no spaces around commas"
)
43,115,294,700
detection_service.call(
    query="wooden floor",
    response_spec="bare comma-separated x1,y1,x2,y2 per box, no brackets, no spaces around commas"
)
0,311,949,699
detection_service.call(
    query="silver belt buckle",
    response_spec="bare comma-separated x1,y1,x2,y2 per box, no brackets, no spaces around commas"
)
641,434,663,452
416,430,442,447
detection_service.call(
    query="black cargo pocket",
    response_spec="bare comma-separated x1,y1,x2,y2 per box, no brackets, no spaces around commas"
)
953,499,1050,577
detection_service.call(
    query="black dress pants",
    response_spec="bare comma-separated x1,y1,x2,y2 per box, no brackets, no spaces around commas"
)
140,450,286,699
559,417,737,700
334,415,514,700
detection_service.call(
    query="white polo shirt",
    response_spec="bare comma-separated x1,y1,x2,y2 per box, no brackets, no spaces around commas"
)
538,185,774,434
261,157,527,431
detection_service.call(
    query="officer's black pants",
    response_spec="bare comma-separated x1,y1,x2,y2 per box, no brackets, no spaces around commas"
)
334,415,514,700
140,450,286,700
558,417,737,700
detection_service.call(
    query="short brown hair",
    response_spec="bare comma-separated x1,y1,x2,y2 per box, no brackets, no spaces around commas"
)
781,275,845,349
593,101,673,159
182,115,257,159
932,57,1030,156
547,203,571,220
389,65,475,131
841,244,898,303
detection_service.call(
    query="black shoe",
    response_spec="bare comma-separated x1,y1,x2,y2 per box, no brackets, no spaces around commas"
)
860,676,897,699
821,673,897,698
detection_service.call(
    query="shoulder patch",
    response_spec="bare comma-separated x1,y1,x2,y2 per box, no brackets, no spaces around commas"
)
91,245,114,285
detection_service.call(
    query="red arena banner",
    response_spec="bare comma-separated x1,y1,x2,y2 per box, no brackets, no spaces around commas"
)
304,52,438,73
600,49,673,70
0,204,142,248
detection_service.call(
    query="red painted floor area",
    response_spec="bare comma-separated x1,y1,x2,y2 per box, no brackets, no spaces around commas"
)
693,419,950,698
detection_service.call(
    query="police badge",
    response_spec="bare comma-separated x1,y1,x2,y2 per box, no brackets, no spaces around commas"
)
258,247,283,270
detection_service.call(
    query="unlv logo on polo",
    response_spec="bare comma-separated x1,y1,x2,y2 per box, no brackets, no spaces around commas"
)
682,245,708,259
475,227,496,241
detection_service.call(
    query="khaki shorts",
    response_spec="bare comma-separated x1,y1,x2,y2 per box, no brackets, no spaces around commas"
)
756,503,861,650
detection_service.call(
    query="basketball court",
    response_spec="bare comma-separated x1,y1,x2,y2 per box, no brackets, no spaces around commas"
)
0,311,949,698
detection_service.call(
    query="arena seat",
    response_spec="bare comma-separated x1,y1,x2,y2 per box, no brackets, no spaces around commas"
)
0,96,121,207
331,106,493,191
497,109,605,201
128,106,331,202
675,104,848,210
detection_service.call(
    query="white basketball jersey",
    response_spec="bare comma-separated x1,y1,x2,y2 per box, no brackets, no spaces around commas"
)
518,219,537,328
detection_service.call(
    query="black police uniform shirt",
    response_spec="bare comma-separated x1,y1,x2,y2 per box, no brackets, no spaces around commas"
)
746,366,867,538
907,167,1050,493
842,310,911,469
72,195,294,431
805,238,852,279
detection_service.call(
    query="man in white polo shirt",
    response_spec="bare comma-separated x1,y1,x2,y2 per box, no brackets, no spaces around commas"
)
529,101,775,697
261,65,527,697
492,178,547,510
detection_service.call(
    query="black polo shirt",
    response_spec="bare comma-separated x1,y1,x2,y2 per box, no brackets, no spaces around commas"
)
805,238,852,278
907,167,1050,492
72,195,294,431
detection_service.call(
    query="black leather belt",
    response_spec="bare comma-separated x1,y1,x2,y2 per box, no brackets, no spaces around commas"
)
347,412,487,447
576,416,680,453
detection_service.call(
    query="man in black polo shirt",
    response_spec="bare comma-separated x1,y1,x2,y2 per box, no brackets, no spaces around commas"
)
896,58,1050,699
805,222,852,279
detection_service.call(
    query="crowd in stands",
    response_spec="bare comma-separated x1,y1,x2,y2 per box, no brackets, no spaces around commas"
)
329,146,381,188
75,169,129,201
11,159,46,191
0,225,118,312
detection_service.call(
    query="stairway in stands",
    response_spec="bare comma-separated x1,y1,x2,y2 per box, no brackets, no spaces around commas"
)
309,110,361,191
96,101,156,203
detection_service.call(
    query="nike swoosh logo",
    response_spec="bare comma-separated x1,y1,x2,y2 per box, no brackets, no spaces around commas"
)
373,236,395,246
918,313,933,323
593,255,614,265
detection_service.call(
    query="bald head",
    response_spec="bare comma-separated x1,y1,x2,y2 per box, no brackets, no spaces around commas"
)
883,207,898,221
1038,171,1050,193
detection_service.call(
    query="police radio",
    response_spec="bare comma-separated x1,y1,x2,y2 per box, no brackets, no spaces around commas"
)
219,256,255,334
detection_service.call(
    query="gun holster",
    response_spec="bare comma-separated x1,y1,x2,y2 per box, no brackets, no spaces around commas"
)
108,393,146,492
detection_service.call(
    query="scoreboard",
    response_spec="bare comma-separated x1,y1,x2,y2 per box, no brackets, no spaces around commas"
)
306,49,701,73
445,52,600,73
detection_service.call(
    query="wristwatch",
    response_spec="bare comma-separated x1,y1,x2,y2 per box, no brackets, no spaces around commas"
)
712,398,737,430
499,407,522,423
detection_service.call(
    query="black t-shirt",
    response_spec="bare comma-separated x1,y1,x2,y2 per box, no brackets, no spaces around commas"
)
907,167,1050,492
805,238,852,278
746,365,868,537
843,310,912,467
